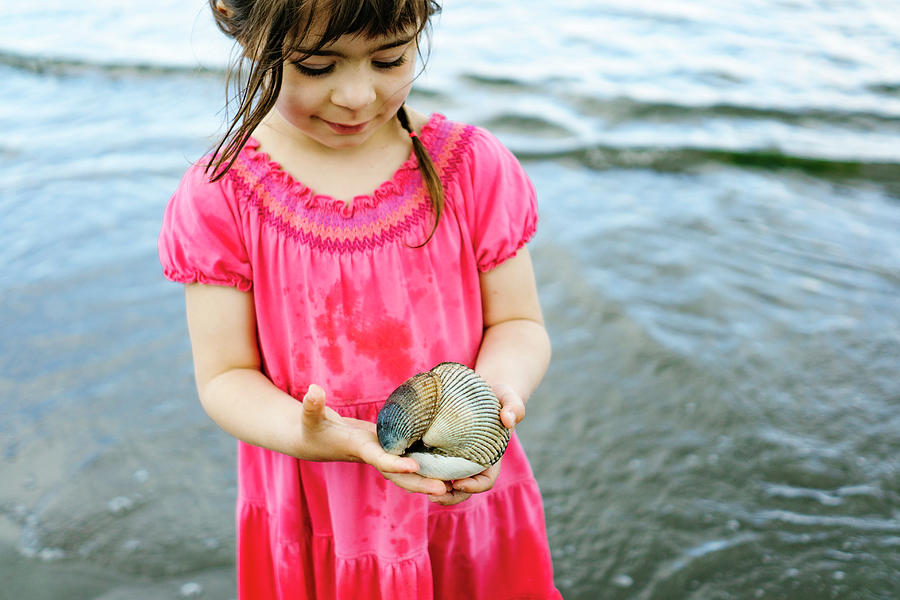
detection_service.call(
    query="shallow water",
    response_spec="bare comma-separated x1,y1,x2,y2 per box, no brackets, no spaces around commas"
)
2,1,899,598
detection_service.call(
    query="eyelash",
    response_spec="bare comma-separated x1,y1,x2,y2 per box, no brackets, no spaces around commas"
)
292,55,407,77
374,55,408,70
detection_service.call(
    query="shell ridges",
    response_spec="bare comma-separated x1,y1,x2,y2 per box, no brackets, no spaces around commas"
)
376,362,511,479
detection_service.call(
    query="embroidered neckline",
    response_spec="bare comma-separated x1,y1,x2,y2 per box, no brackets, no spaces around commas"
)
226,113,476,254
240,113,445,217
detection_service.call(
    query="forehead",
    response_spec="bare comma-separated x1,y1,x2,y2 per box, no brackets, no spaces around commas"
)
288,25,418,59
298,33,416,57
287,1,422,53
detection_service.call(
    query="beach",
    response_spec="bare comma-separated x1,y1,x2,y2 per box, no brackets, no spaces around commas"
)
2,1,899,598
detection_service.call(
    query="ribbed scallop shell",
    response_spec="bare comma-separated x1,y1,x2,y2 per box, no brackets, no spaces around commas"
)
376,362,510,479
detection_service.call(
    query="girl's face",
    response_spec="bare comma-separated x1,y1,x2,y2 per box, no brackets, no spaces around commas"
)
274,29,418,150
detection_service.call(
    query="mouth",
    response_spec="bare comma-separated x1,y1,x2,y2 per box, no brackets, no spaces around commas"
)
321,119,369,135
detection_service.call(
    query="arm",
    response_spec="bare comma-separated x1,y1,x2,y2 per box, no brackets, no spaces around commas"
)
475,245,551,426
184,283,448,495
430,247,551,504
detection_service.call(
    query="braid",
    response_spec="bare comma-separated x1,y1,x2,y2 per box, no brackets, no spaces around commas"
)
397,105,444,246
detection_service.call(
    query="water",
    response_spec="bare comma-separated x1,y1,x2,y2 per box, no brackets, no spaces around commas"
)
1,1,899,598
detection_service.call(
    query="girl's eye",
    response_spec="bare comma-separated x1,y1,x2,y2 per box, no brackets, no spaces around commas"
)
290,53,407,76
293,62,334,77
372,55,407,70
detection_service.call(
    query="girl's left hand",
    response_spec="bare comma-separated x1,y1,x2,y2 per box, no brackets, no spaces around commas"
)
428,383,525,506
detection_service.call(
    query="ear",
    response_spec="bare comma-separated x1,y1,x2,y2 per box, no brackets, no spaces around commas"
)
215,0,234,18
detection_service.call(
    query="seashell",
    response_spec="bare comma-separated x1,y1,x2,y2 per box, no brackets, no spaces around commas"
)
377,362,510,480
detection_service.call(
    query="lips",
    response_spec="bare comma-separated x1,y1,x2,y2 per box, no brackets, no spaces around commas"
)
322,119,369,135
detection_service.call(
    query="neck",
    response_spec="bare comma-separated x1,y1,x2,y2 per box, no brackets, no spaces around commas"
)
250,108,418,203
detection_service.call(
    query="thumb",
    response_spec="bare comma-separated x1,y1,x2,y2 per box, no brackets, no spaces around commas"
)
302,384,327,428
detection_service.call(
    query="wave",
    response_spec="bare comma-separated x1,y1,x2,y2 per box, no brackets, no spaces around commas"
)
513,142,900,185
571,94,900,127
0,48,223,78
4,46,898,187
462,72,900,125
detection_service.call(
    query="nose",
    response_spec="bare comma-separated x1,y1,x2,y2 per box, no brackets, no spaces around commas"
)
330,67,376,112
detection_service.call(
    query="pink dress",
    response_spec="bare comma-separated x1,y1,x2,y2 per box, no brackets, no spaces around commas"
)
158,113,560,599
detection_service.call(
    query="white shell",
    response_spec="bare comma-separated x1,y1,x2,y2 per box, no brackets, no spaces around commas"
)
406,453,487,481
376,362,510,479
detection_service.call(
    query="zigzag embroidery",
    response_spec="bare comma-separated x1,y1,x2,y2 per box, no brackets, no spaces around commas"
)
231,118,475,254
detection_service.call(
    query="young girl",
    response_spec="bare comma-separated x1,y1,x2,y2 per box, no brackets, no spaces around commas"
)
158,1,560,597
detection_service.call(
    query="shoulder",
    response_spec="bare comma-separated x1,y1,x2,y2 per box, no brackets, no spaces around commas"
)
161,156,248,244
438,116,520,167
431,117,530,188
159,154,253,286
174,157,228,196
464,125,520,170
170,155,244,211
415,113,522,183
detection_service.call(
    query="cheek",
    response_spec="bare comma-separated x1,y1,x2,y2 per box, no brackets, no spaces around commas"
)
380,71,415,108
275,90,318,120
377,53,417,101
276,70,327,112
382,82,412,109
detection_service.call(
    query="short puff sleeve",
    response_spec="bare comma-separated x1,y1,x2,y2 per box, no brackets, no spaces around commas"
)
158,161,252,291
464,127,538,272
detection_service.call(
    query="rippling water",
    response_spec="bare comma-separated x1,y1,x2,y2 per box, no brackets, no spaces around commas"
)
1,1,899,598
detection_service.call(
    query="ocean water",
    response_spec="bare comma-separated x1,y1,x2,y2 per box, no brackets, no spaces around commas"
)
1,1,899,598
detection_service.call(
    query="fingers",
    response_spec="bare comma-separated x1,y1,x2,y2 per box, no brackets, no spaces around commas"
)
383,471,450,496
357,439,420,474
451,461,501,494
493,383,525,429
429,489,472,506
452,475,490,494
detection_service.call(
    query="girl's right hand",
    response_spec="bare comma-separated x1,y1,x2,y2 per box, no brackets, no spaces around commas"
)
301,384,450,496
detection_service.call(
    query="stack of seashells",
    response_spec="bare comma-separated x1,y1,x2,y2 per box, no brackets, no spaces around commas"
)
376,362,510,480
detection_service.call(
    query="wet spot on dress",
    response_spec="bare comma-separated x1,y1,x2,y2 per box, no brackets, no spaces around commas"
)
315,286,345,374
391,536,410,555
351,317,414,384
313,280,418,384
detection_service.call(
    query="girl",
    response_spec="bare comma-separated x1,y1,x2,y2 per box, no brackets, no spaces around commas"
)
158,0,560,598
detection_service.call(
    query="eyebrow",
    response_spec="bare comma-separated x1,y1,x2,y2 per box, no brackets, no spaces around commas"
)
299,37,414,58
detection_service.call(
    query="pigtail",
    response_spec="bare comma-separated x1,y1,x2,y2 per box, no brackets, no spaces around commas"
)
397,105,444,245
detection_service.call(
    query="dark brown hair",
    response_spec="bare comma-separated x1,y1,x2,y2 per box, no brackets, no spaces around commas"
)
206,0,444,239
